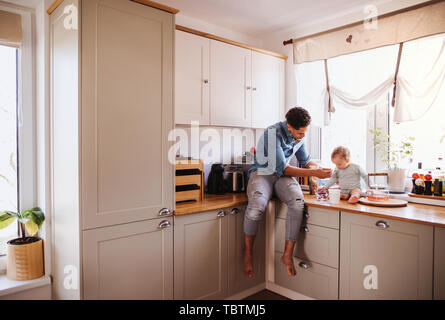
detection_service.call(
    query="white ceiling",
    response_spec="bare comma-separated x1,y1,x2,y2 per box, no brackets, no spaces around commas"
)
156,0,430,37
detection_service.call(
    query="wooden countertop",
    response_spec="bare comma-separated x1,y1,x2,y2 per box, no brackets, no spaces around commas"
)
304,194,445,228
174,192,445,228
174,193,248,215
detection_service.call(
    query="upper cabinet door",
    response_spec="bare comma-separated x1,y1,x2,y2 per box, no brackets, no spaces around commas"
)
175,30,210,125
210,40,252,127
252,52,284,129
81,0,174,230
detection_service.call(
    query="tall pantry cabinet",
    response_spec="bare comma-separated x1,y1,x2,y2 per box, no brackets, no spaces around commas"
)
49,0,175,299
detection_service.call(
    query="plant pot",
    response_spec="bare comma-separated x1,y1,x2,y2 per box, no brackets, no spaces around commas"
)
387,169,407,194
7,237,44,281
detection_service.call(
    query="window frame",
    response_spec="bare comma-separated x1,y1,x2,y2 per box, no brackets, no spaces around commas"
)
0,4,35,274
310,93,391,185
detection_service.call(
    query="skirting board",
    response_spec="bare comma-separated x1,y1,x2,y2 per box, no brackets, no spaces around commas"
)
266,281,314,300
225,283,266,300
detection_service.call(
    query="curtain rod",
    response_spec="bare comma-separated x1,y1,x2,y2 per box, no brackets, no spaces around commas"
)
282,0,444,46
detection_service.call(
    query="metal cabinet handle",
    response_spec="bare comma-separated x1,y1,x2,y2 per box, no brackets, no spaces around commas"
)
230,208,239,215
158,208,172,217
203,79,209,84
217,210,226,218
298,261,309,269
246,86,251,90
301,226,309,233
304,213,310,219
252,87,257,91
376,221,389,229
158,220,171,229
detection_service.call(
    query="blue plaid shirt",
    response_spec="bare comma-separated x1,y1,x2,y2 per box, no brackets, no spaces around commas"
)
249,121,311,177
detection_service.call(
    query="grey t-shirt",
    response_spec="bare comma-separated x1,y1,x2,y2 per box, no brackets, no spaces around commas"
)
324,163,369,194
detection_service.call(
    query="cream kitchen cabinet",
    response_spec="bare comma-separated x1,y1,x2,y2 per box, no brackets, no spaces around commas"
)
174,209,229,300
228,206,266,296
49,0,175,299
210,40,253,127
175,30,285,128
434,226,445,300
274,203,339,300
174,206,266,300
175,30,210,125
251,52,284,129
83,218,173,299
340,212,434,300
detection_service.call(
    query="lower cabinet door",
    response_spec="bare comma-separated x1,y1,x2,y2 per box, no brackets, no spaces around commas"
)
275,218,339,269
174,210,228,300
340,212,433,300
83,218,173,300
434,226,445,300
274,254,338,300
228,206,266,296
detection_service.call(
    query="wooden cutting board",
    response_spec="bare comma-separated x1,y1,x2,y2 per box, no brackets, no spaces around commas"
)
359,197,408,207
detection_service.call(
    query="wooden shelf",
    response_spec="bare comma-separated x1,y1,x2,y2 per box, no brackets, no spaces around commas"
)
409,193,445,201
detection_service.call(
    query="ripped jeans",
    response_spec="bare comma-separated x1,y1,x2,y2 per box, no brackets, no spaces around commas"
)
244,170,305,241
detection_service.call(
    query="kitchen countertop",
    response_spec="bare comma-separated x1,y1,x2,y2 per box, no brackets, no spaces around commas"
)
174,193,248,215
174,192,445,228
304,194,445,228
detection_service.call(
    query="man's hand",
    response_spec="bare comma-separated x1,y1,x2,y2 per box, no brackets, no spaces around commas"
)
313,168,332,179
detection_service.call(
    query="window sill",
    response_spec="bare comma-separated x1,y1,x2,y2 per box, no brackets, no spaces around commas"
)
0,274,51,298
391,193,445,207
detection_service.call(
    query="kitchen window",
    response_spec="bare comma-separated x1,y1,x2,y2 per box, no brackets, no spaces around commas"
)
0,6,35,272
301,33,445,177
0,45,18,257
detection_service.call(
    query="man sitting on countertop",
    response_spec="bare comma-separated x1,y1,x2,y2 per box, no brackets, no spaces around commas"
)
244,107,332,277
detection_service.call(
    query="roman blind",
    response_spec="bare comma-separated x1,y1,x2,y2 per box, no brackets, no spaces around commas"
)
292,0,445,64
0,10,22,48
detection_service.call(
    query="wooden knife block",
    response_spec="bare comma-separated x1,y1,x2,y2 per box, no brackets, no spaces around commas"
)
175,160,204,203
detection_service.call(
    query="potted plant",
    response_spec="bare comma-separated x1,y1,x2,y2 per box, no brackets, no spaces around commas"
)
370,128,415,193
0,207,45,280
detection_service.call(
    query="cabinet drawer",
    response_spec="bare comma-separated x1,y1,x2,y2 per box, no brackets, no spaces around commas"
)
275,218,339,268
176,190,201,202
274,253,338,300
176,175,201,186
276,201,339,229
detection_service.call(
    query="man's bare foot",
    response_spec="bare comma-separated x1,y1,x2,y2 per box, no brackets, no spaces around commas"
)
348,195,360,203
243,250,254,278
280,254,296,277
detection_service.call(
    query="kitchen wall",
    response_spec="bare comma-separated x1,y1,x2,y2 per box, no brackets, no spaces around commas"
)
175,13,263,48
174,124,264,185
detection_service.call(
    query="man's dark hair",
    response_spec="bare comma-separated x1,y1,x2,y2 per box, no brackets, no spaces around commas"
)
285,107,311,130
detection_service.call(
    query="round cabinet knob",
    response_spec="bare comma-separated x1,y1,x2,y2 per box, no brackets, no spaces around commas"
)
301,226,309,233
376,221,389,229
158,220,171,229
217,210,226,218
252,87,257,91
246,86,251,90
203,79,209,84
298,261,309,269
304,213,310,219
230,208,239,215
158,208,172,217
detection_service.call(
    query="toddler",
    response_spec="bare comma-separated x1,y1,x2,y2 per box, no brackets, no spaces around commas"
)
321,146,369,204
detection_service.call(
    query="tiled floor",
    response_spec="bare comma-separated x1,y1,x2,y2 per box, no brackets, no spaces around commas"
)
244,289,290,300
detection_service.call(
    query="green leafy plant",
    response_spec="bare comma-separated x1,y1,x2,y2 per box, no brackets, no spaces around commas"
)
370,128,415,170
0,207,45,242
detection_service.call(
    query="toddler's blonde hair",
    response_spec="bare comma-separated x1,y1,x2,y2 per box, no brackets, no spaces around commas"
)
331,146,350,160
